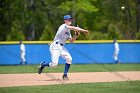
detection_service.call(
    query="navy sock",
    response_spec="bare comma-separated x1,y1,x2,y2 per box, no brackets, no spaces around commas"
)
42,62,49,67
115,60,118,64
64,63,70,76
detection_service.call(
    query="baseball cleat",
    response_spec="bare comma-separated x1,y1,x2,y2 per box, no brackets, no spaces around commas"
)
62,75,69,80
38,62,44,74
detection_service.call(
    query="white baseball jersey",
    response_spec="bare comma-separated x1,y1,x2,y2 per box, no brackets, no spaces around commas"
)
54,24,72,44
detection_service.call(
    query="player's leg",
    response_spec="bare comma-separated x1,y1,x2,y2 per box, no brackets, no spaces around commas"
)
114,51,119,64
61,47,72,80
20,54,23,65
38,44,61,74
49,49,60,67
21,54,26,65
23,55,27,64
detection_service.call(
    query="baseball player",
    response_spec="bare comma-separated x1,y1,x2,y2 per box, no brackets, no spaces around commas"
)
19,40,26,65
113,39,120,64
38,15,89,80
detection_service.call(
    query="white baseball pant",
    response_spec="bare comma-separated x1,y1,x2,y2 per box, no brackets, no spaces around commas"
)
49,41,72,67
21,53,26,62
114,50,119,61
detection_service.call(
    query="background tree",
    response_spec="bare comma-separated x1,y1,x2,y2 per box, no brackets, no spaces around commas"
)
0,0,139,41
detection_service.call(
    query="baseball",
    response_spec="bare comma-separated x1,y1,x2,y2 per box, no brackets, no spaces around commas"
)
121,6,125,10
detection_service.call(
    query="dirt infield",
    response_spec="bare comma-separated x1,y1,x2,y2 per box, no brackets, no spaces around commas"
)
0,71,140,87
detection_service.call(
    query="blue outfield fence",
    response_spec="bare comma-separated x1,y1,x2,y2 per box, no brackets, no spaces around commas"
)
0,40,140,65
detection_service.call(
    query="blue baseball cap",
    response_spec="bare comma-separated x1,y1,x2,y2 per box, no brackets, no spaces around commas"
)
63,15,73,20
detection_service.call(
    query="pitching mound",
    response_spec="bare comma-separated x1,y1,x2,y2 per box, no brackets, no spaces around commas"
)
0,71,140,87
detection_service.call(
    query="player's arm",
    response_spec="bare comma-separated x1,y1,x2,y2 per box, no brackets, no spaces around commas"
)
68,36,77,43
67,25,89,33
68,31,80,43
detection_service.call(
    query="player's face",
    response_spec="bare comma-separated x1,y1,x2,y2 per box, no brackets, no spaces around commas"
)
65,19,73,25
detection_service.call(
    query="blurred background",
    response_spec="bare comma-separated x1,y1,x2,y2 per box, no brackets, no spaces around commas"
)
0,0,140,41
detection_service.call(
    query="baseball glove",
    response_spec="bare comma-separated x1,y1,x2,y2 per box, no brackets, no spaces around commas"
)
74,31,81,37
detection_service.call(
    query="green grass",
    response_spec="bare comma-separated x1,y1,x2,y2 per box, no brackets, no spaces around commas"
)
0,81,139,93
0,64,139,74
0,64,139,93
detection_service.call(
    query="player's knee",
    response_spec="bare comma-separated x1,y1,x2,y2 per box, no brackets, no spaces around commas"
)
49,62,58,67
66,57,72,64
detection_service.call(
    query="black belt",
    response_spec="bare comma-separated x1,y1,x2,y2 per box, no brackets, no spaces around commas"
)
56,42,63,46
